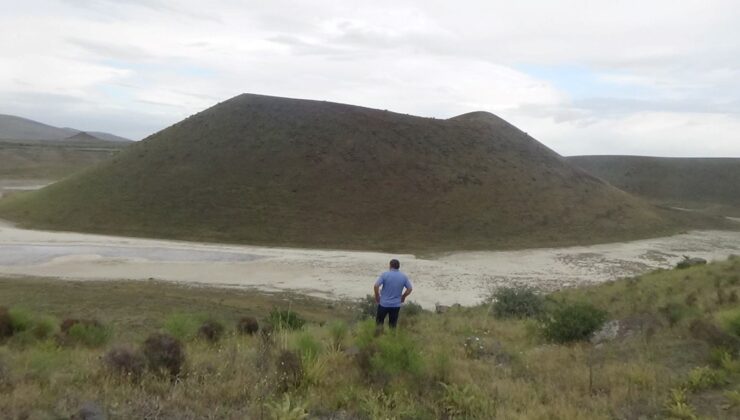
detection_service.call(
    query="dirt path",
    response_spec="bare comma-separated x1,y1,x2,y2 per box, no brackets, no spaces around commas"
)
1,217,739,308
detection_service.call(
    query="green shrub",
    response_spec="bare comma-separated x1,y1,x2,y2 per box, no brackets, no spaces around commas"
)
542,302,608,343
357,295,378,319
429,350,452,382
267,308,305,331
8,308,33,333
689,318,740,349
328,320,348,350
709,348,740,374
31,316,57,340
370,331,423,377
490,287,544,318
403,301,424,317
664,387,696,419
267,394,308,420
354,319,379,350
67,322,111,347
163,313,208,341
684,366,728,391
0,308,12,339
725,311,740,337
659,302,694,327
440,383,492,418
295,333,321,361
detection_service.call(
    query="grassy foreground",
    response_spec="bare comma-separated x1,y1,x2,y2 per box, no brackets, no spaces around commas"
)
1,259,740,419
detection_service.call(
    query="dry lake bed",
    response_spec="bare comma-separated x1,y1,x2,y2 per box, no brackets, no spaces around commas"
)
1,218,739,308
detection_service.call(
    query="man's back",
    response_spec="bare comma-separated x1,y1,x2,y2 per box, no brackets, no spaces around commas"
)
376,269,412,308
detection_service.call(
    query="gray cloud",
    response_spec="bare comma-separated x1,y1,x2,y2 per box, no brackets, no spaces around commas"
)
0,0,739,156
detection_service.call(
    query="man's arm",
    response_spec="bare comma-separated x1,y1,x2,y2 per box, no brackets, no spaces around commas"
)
374,274,384,304
401,287,412,303
401,278,413,303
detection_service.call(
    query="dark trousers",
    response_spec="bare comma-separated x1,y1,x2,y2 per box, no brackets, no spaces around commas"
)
376,305,400,328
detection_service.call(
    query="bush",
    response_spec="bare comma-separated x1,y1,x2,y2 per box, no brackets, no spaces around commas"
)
276,350,303,391
659,302,694,327
403,301,424,317
0,310,56,344
103,345,145,378
490,287,544,318
328,320,348,350
542,302,608,343
370,331,423,377
463,336,486,359
726,312,740,337
65,321,111,347
8,308,34,334
0,357,10,391
142,333,185,377
684,366,728,391
357,295,378,319
31,316,56,340
163,313,207,341
689,319,740,350
354,319,380,350
296,333,321,361
0,307,13,340
440,383,491,418
260,324,275,344
197,320,225,343
267,394,308,420
267,308,305,331
237,316,259,335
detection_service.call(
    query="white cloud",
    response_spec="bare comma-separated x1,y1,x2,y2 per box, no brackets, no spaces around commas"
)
0,0,738,156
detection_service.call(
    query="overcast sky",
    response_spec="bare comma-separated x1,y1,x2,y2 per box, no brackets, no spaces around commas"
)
1,0,739,156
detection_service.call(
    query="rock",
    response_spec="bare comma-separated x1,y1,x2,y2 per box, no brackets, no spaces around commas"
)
591,320,620,344
343,345,361,357
71,401,106,420
676,256,707,269
435,304,450,314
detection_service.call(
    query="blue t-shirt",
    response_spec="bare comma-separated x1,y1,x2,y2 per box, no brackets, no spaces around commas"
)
375,269,413,308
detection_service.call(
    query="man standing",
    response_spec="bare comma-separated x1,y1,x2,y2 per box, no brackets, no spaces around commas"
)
374,259,413,328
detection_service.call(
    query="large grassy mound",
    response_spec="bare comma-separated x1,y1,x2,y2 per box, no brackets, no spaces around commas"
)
0,94,730,251
569,155,740,216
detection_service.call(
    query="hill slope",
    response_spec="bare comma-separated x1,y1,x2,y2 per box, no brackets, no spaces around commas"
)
0,114,131,142
568,155,740,216
0,94,730,251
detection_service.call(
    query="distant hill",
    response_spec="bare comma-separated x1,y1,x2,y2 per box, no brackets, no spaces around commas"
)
0,138,127,180
64,132,104,143
0,94,731,251
568,155,740,216
0,114,131,142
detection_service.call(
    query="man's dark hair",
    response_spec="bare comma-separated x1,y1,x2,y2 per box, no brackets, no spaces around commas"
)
390,259,400,269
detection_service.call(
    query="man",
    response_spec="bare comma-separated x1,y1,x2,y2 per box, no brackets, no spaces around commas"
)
374,259,413,328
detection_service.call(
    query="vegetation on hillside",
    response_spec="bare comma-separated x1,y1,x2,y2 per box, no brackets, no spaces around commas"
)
0,94,733,252
568,155,740,216
0,139,125,180
1,258,739,418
